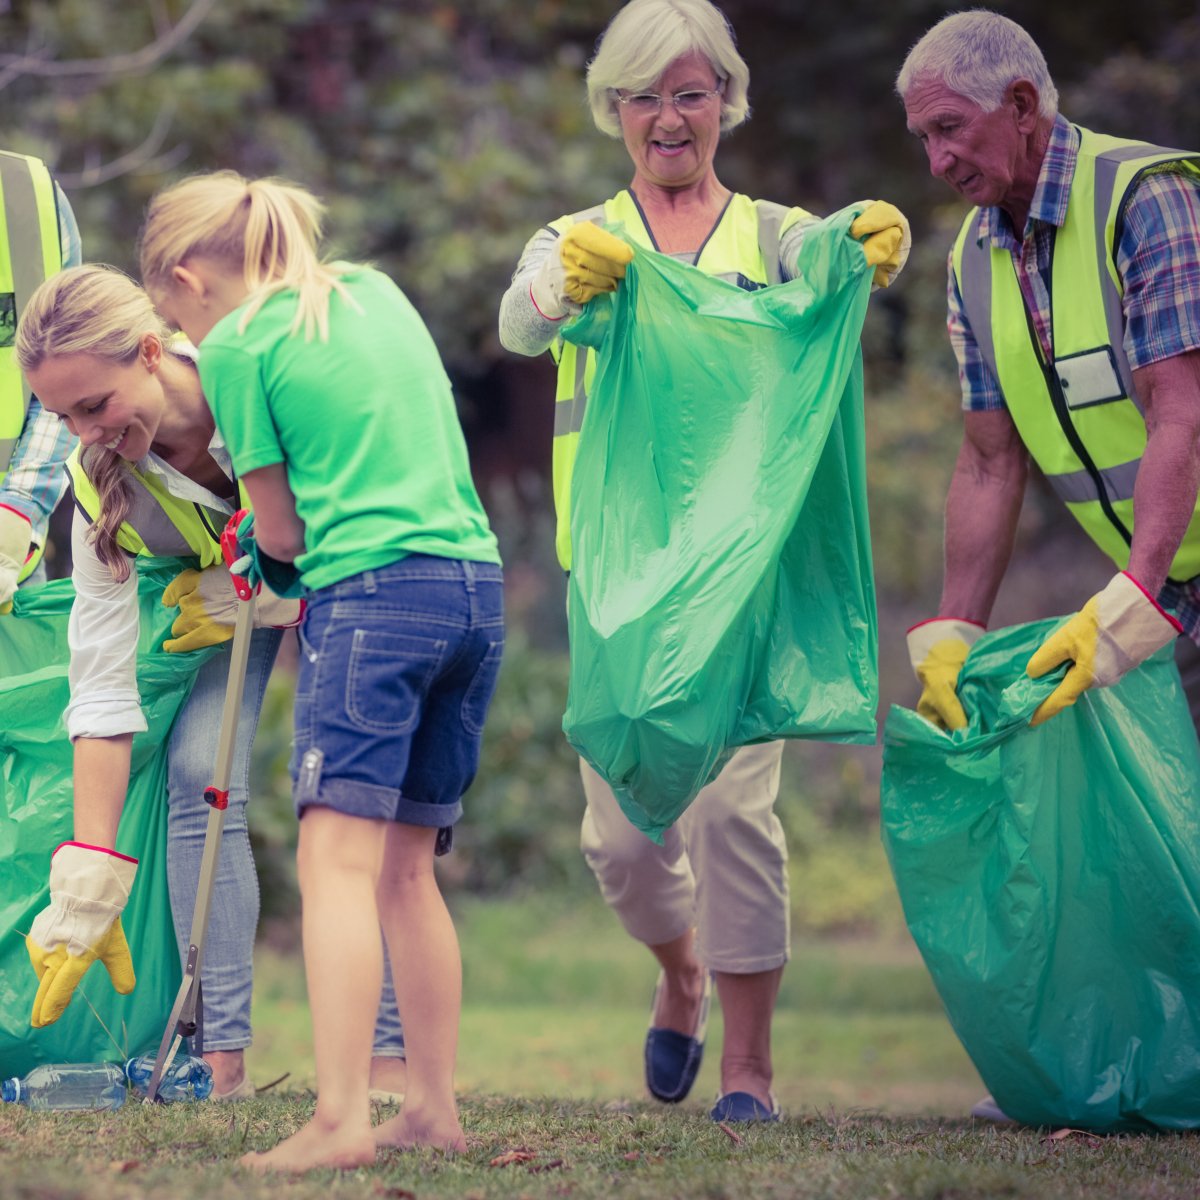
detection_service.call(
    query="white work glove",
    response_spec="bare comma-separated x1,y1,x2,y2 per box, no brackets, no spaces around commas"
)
161,564,303,654
26,843,139,1028
0,505,33,611
1026,571,1181,726
850,200,912,289
530,224,634,320
906,617,986,731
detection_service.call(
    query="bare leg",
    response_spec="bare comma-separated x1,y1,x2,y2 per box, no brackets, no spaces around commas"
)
370,1056,408,1096
240,808,383,1174
649,928,708,1034
373,824,466,1153
713,966,783,1104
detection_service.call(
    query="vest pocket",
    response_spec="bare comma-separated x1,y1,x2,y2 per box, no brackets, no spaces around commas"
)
1054,346,1126,410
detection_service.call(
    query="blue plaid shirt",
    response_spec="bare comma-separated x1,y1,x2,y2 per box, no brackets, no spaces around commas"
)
947,114,1200,638
0,183,82,552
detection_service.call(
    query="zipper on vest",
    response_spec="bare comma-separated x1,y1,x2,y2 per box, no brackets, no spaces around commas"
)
1018,258,1133,551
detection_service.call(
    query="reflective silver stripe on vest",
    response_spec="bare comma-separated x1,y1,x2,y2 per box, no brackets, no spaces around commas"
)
77,448,197,556
958,209,997,379
1047,457,1140,505
553,202,787,438
1092,143,1200,413
0,154,52,473
554,348,589,437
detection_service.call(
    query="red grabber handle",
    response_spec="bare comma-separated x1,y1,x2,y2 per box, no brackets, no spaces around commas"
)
221,509,255,602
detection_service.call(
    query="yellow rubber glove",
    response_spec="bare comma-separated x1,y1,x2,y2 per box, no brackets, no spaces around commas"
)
162,564,303,653
26,843,138,1028
850,200,912,288
530,224,634,319
0,505,33,614
1026,572,1181,726
906,617,986,731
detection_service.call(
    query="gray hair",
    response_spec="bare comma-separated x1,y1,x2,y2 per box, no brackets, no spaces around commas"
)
586,0,750,139
896,9,1058,119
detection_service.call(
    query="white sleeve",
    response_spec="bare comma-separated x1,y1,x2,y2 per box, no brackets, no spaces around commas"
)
779,213,820,282
64,511,148,741
498,227,574,356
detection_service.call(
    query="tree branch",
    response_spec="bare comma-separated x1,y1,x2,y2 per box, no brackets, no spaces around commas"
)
0,0,219,90
54,103,186,189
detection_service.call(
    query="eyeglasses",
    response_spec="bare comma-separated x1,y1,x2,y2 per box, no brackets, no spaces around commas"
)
615,89,722,116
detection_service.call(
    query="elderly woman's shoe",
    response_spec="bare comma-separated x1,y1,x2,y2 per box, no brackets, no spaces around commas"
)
709,1091,781,1123
643,969,711,1103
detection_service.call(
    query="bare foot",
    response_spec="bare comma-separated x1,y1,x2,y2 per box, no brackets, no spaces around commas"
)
373,1107,466,1154
204,1049,247,1096
240,1117,377,1174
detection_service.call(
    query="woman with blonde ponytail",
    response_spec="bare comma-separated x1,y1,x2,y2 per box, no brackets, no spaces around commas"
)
140,173,503,1172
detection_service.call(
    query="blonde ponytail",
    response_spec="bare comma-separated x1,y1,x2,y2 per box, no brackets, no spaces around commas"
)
139,171,358,341
15,265,178,583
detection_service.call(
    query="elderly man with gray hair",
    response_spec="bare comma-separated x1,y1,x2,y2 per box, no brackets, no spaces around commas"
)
899,10,1200,737
896,9,1200,1124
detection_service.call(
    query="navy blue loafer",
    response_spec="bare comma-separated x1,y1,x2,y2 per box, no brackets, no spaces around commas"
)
644,970,711,1103
709,1091,781,1123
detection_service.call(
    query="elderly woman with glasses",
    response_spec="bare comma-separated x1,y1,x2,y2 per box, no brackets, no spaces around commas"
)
499,0,906,1124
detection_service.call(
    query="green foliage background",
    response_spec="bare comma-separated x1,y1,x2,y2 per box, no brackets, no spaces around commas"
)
2,0,1197,919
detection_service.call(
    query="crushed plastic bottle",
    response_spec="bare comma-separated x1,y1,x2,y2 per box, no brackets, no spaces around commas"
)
124,1053,214,1102
0,1062,126,1110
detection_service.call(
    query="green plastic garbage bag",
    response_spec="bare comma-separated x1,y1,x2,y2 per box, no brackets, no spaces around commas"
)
562,208,878,842
0,560,217,1077
882,618,1200,1132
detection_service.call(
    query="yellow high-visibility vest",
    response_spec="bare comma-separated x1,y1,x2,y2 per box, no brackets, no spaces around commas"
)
952,126,1200,581
547,190,812,570
67,444,247,569
0,150,63,580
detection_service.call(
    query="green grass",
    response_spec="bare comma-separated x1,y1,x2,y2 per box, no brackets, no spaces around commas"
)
4,894,1199,1199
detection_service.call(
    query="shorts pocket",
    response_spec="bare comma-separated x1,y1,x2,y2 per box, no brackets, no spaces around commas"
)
461,638,504,737
346,629,447,735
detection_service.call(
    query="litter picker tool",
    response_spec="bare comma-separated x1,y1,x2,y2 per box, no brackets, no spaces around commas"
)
143,577,256,1103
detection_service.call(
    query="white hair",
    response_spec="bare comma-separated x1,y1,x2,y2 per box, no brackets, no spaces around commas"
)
896,9,1058,119
586,0,750,139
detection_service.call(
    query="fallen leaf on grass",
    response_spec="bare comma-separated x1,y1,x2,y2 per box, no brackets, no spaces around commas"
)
623,1152,640,1161
490,1149,538,1167
108,1160,141,1174
716,1122,744,1146
527,1158,565,1174
1043,1128,1102,1147
373,1188,416,1199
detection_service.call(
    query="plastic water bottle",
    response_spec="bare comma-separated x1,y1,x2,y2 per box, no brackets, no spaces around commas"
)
0,1063,126,1111
124,1054,214,1102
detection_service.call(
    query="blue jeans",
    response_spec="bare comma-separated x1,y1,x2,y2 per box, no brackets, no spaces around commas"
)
292,556,505,842
166,626,406,1054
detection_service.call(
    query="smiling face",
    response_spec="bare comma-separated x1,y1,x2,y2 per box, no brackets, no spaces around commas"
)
903,76,1037,209
27,337,165,461
618,50,723,194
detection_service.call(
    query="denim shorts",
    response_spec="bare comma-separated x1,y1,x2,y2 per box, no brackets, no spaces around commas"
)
291,555,504,846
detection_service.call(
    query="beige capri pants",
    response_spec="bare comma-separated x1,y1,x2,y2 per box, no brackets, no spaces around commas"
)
579,740,790,975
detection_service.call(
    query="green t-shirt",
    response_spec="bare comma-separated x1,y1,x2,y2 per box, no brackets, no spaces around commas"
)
198,267,500,591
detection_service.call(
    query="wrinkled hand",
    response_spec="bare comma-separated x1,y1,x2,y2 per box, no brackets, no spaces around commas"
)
221,509,305,602
162,563,302,653
530,224,634,319
0,505,33,614
26,843,138,1028
850,200,912,288
1026,572,1181,726
906,618,986,731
